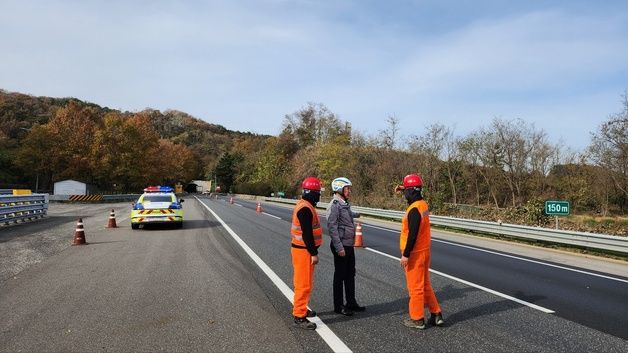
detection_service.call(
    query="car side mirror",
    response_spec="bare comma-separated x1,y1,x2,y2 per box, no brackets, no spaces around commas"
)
179,199,185,203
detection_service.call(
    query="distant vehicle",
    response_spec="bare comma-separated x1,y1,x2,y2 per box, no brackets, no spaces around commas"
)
130,186,184,229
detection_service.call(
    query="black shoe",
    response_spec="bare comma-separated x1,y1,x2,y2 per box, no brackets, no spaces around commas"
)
346,303,366,312
306,309,316,317
403,318,426,329
429,312,444,327
334,306,354,316
294,316,317,330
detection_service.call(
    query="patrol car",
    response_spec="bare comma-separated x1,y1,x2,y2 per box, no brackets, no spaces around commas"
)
130,186,184,229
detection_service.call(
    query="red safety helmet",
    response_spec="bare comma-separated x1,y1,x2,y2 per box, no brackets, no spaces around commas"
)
403,174,423,188
302,177,322,192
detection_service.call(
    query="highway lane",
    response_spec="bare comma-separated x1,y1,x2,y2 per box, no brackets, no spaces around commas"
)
0,200,330,353
200,196,628,352
231,197,628,340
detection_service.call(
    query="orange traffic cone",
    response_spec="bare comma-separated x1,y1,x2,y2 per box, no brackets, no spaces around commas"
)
256,202,262,214
72,218,87,246
354,223,363,247
107,209,117,228
229,197,234,204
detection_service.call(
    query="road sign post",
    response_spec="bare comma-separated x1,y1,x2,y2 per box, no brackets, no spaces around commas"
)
544,200,570,229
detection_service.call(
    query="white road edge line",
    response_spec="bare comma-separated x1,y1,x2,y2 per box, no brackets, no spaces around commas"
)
234,203,243,207
195,197,352,353
361,224,628,284
262,212,281,220
364,247,556,314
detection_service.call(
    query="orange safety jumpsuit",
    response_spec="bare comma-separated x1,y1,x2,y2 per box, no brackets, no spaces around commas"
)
291,199,323,318
400,200,441,320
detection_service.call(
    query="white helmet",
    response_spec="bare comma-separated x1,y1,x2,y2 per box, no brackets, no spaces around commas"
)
331,177,352,193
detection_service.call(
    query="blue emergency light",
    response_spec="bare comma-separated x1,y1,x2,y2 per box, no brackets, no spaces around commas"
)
143,186,174,193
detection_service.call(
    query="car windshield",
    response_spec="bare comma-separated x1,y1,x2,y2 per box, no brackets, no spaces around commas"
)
143,195,173,203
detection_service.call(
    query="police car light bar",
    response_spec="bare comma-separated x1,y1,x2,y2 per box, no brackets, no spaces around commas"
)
144,186,174,193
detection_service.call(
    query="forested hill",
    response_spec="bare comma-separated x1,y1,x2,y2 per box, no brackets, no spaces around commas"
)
1,89,626,234
0,89,270,191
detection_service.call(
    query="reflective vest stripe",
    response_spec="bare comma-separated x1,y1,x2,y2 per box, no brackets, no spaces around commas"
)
400,200,431,253
291,200,323,247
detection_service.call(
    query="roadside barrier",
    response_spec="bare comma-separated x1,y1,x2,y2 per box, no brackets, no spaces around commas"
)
263,197,628,255
0,193,48,226
69,195,103,202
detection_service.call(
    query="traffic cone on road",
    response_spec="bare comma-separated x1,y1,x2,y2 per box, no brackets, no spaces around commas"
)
107,209,117,228
256,202,262,214
72,218,87,246
354,223,364,247
229,197,234,204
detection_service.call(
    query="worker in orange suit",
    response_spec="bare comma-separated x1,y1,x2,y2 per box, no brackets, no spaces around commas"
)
395,174,444,329
291,176,323,330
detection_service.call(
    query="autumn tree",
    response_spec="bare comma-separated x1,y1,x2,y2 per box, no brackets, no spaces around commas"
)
44,102,101,181
15,124,55,190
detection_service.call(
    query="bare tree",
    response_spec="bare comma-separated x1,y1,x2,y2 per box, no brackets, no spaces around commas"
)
588,94,628,211
378,115,400,149
460,131,501,207
408,123,461,203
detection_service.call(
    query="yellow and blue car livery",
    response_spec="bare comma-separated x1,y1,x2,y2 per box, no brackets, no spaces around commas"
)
131,186,183,229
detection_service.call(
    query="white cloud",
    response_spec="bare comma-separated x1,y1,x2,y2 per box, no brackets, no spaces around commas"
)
0,1,627,149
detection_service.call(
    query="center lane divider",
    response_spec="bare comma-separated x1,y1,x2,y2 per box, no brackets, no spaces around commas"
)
195,197,352,353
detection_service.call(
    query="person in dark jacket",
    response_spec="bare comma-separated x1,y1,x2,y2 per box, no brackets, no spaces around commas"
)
327,177,365,316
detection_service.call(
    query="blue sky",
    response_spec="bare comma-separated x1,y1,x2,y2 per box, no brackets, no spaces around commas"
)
1,0,628,150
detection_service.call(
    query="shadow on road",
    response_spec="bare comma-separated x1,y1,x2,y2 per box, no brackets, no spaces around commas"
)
318,283,526,327
318,297,408,324
88,240,127,245
136,219,220,231
0,216,77,243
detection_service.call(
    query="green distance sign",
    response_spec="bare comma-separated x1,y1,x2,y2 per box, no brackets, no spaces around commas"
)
545,200,570,216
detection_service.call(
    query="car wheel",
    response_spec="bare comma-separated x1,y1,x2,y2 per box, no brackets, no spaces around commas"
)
131,223,139,229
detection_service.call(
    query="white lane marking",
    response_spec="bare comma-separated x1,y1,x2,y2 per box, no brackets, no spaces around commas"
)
432,238,628,284
362,224,628,284
262,212,281,220
234,203,243,207
364,247,556,314
196,198,352,353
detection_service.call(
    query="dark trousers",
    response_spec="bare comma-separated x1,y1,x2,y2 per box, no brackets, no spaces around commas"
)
330,244,357,309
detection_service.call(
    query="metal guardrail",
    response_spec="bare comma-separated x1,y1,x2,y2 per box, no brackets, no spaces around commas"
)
0,193,49,226
103,194,141,202
0,189,14,195
262,197,628,255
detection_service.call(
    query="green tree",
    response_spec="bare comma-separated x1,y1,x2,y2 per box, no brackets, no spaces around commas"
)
214,152,238,192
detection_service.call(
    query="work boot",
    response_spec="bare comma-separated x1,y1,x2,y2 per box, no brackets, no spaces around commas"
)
306,309,316,317
346,303,366,312
429,312,445,327
334,305,354,316
403,318,426,330
294,317,317,330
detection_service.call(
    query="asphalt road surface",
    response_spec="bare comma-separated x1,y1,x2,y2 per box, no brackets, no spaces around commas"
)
1,197,627,352
226,197,628,340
